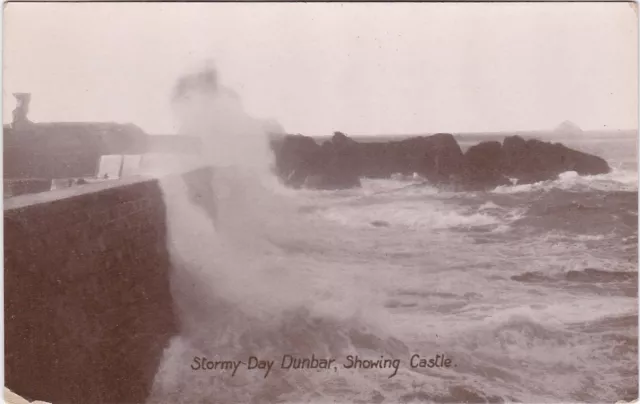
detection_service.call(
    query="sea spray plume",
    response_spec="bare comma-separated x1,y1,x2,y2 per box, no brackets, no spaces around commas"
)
155,63,320,328
159,67,388,321
149,65,402,404
172,64,218,101
170,63,274,172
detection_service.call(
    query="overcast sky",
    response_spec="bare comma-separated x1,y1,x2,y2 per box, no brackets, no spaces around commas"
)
3,2,638,135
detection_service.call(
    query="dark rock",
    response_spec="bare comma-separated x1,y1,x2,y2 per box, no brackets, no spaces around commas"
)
271,134,323,188
270,133,361,190
323,132,363,188
270,131,610,191
355,133,465,182
331,131,355,148
462,141,511,189
420,133,466,183
555,120,583,135
502,135,527,172
502,135,610,184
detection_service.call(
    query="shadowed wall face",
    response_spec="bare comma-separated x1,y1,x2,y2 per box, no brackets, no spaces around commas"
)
4,177,179,404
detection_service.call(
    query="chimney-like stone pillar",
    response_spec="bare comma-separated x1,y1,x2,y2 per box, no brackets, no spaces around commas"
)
12,93,32,129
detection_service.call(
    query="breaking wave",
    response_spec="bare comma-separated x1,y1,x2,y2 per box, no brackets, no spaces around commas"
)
145,65,637,403
493,168,638,194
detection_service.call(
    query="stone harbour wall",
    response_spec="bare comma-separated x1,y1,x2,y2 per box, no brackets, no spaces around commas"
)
4,168,213,403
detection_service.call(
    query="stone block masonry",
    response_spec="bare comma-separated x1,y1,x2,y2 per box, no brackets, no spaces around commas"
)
3,171,198,403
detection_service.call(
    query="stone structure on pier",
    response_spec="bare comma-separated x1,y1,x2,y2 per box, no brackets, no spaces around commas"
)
11,93,32,130
3,95,200,197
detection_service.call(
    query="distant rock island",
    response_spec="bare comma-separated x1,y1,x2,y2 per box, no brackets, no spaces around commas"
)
270,130,610,191
554,120,584,135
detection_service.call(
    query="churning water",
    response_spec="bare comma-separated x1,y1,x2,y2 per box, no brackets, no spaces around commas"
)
145,70,637,403
146,132,636,404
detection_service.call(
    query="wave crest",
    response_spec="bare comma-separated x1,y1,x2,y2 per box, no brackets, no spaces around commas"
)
493,169,637,194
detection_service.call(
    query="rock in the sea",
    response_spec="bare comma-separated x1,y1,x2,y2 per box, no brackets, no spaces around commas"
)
270,131,610,191
271,133,361,190
321,132,363,189
462,140,511,189
271,134,323,188
355,133,465,182
420,133,466,184
555,120,584,135
459,135,610,188
502,135,610,184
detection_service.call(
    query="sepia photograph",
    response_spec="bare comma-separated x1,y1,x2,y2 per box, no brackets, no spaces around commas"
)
2,2,638,404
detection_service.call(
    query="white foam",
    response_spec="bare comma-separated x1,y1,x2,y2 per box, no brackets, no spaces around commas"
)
149,64,384,324
493,168,638,194
148,66,637,404
321,199,502,230
359,177,431,197
478,201,502,211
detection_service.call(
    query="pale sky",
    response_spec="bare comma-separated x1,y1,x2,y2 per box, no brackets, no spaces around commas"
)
3,2,638,135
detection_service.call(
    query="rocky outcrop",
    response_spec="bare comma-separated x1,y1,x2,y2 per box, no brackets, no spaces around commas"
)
272,134,327,188
420,133,466,183
355,133,465,183
554,120,583,135
501,135,610,183
270,132,362,189
462,141,511,189
271,132,467,190
271,132,611,191
457,135,610,188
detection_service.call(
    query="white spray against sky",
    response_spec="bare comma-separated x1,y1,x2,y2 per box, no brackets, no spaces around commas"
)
147,64,397,399
156,63,282,319
150,63,377,331
170,61,274,172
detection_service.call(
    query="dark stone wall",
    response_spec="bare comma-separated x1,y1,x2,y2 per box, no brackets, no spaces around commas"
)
4,173,186,403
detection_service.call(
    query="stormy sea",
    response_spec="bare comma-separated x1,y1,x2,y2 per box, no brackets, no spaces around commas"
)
145,129,637,404
141,69,638,404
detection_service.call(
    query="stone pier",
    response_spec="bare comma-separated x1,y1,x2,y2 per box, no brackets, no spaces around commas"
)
4,167,212,403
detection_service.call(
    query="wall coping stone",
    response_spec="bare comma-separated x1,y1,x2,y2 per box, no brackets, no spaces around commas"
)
4,164,210,212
